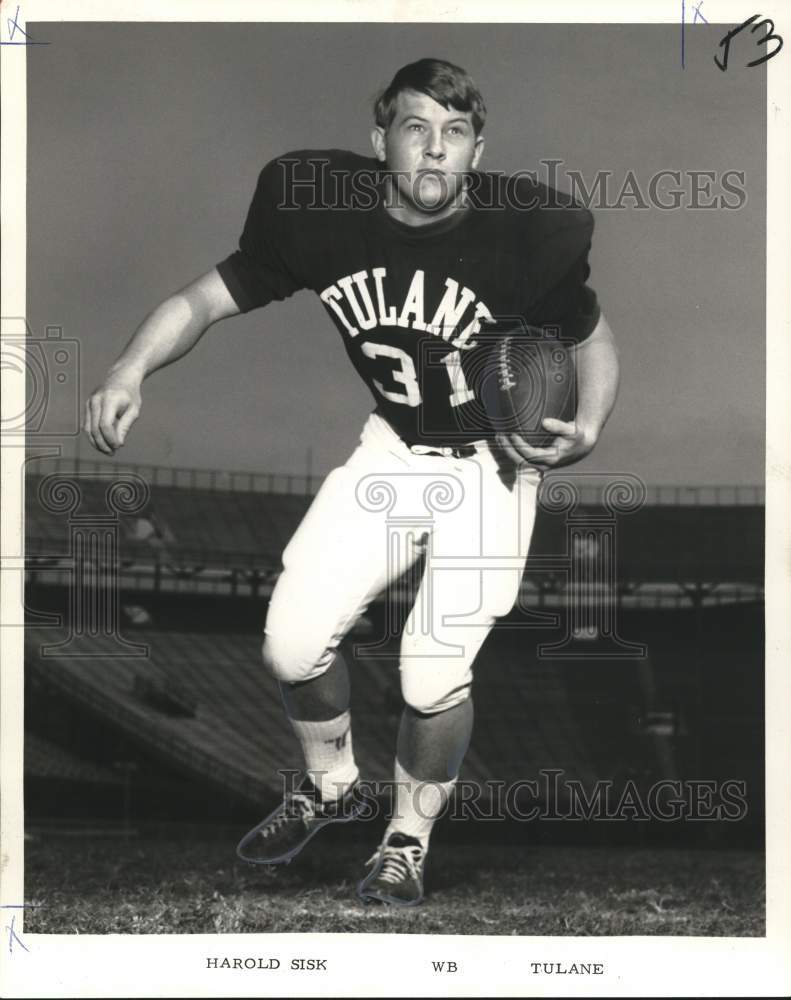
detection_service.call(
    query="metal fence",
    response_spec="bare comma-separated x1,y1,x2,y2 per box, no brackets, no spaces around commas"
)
25,456,322,496
23,456,765,506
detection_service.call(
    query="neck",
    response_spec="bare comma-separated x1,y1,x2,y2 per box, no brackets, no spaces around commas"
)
383,176,469,228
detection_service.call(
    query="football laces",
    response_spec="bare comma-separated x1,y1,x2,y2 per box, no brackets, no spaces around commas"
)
497,338,517,390
367,842,424,884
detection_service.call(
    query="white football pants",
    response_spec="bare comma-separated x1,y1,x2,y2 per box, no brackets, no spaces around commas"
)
263,411,541,714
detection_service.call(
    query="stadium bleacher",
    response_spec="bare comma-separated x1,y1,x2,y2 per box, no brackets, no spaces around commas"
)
529,505,764,585
28,599,760,808
25,464,764,586
23,462,764,827
25,472,312,569
24,731,123,786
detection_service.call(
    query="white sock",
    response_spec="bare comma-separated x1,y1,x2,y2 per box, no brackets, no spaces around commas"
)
288,710,359,801
386,758,457,850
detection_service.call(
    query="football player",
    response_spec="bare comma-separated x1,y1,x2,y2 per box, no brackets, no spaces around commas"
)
85,58,619,906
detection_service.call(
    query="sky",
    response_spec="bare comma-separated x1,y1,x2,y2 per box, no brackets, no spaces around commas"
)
26,21,766,485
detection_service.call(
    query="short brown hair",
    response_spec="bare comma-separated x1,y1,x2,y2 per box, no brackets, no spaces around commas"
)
374,58,487,136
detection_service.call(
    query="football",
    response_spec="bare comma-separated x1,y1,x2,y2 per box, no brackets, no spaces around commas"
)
478,327,577,447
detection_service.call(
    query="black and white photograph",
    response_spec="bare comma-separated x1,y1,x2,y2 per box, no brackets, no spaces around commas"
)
1,2,789,997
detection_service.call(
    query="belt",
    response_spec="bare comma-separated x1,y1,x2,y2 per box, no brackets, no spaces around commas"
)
406,441,487,459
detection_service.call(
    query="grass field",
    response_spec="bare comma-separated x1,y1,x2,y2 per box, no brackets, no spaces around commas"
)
23,824,764,936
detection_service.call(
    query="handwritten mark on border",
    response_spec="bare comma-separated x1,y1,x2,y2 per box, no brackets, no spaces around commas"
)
1,6,49,45
714,14,784,70
1,903,42,955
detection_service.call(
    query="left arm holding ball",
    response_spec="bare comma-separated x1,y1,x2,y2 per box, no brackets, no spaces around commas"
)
497,312,620,468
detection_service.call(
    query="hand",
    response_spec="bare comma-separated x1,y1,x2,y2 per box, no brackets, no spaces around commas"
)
84,373,142,455
496,418,597,470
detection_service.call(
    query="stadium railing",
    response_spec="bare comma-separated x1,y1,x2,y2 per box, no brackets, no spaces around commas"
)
24,456,765,505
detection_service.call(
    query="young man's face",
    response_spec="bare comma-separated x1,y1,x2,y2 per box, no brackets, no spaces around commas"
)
371,89,484,223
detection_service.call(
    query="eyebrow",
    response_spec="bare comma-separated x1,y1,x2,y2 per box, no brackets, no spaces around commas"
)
400,114,470,125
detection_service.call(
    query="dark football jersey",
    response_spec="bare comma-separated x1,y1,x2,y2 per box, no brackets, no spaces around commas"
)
216,149,600,446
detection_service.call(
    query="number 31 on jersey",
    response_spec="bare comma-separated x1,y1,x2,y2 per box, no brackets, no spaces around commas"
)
361,341,474,408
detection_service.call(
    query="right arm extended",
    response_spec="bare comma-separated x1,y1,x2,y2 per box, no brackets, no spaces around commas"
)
84,267,240,454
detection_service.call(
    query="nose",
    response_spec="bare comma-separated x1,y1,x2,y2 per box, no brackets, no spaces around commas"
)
424,128,446,162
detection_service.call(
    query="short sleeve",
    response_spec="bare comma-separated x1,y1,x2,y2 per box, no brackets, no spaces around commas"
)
525,211,601,344
215,158,306,313
526,249,601,345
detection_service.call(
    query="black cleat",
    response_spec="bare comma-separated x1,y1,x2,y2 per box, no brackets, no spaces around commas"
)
237,775,362,866
357,831,426,907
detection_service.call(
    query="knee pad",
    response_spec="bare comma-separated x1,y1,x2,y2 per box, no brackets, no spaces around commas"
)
261,632,336,685
400,669,471,715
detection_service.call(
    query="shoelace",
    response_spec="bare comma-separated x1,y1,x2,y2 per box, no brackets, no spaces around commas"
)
367,842,424,885
259,792,315,839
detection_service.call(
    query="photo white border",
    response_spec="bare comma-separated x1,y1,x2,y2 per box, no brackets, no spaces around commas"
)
2,1,789,996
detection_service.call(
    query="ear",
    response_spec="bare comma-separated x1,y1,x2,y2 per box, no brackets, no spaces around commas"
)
471,134,485,170
371,126,387,163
